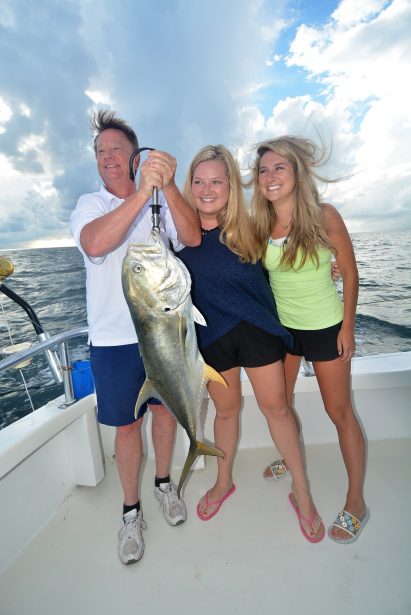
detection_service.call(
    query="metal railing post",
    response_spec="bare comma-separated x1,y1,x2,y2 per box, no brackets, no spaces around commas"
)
59,340,75,406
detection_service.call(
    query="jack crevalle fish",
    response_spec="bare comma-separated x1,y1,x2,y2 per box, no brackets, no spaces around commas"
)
122,229,226,495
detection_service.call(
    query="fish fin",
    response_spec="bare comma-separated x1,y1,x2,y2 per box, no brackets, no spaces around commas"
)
203,363,228,388
192,305,207,326
134,379,158,418
177,440,225,497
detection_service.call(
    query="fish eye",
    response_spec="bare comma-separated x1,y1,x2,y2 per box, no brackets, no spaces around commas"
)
133,263,142,273
163,307,170,312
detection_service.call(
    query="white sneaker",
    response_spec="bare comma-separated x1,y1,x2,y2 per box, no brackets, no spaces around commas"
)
154,481,187,526
118,509,147,565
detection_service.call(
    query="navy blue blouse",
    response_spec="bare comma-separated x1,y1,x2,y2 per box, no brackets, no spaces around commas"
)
177,228,292,350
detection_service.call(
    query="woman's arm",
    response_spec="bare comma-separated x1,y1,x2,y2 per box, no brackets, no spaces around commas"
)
322,204,359,362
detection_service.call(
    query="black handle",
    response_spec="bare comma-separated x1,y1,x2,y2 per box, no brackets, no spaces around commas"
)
0,283,45,336
129,146,155,181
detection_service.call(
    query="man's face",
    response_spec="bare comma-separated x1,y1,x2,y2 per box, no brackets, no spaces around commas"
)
95,129,134,186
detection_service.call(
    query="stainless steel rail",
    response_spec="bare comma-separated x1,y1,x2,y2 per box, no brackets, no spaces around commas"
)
0,326,89,406
1,324,313,412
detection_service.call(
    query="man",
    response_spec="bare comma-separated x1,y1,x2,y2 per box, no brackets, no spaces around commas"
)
70,110,201,565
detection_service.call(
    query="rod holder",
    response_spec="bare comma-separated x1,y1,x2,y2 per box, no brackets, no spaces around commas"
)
37,332,63,384
59,340,75,406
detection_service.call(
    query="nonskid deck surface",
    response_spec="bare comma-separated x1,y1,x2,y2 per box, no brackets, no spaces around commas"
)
1,440,410,615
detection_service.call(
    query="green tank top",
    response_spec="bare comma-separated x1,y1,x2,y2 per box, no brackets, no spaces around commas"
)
264,240,343,330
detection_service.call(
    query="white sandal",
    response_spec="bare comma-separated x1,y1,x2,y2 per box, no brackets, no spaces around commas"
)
328,508,370,544
263,459,290,481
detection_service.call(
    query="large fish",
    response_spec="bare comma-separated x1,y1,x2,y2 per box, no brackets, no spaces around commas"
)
122,229,226,496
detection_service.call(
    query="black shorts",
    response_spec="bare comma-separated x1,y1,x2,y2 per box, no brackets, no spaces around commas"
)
285,322,342,362
201,320,286,372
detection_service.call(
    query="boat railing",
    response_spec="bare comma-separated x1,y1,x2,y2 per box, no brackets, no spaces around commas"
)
0,326,89,407
0,322,315,417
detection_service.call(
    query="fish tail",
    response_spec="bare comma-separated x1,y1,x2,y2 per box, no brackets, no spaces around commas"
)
177,440,225,497
204,363,228,388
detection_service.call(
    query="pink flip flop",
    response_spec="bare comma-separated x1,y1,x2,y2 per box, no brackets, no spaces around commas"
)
197,484,236,521
288,492,325,543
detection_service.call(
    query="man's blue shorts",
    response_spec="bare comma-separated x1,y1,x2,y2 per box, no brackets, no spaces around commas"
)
90,343,161,427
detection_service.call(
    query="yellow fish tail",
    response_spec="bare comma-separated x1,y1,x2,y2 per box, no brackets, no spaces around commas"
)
177,440,225,497
204,363,228,388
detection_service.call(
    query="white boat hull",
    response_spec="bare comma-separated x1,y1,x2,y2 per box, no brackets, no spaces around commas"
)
0,351,410,576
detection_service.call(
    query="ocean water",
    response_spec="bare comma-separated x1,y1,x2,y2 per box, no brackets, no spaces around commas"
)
1,231,410,429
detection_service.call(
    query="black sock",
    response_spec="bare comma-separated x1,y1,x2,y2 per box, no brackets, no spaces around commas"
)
155,475,170,488
123,501,140,516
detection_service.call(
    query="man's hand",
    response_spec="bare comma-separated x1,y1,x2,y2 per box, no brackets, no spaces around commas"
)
138,156,163,198
147,151,176,188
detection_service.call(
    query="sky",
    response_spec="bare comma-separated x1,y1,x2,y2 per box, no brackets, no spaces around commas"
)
0,0,410,249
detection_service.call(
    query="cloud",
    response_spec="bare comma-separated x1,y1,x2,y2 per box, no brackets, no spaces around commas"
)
0,0,410,248
0,0,287,247
0,0,97,247
79,0,284,159
235,0,411,231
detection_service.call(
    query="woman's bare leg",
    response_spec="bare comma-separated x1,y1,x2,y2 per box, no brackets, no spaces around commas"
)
314,358,367,540
197,367,242,516
262,354,302,479
247,361,323,538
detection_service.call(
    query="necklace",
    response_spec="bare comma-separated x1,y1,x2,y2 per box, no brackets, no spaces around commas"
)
279,221,291,230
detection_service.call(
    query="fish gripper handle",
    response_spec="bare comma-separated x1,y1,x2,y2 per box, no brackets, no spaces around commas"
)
129,146,155,181
151,187,162,230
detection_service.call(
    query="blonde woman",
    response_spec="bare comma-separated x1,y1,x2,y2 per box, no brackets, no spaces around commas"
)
250,136,368,544
178,145,324,542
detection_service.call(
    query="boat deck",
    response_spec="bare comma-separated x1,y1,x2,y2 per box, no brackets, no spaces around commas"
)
1,438,410,615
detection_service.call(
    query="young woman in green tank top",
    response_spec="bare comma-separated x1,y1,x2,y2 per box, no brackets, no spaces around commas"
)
249,136,369,544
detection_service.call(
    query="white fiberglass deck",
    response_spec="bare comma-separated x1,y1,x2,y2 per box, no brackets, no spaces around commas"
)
1,438,410,615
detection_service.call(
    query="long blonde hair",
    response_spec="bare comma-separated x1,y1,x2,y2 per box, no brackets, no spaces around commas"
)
249,136,336,269
183,145,262,263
